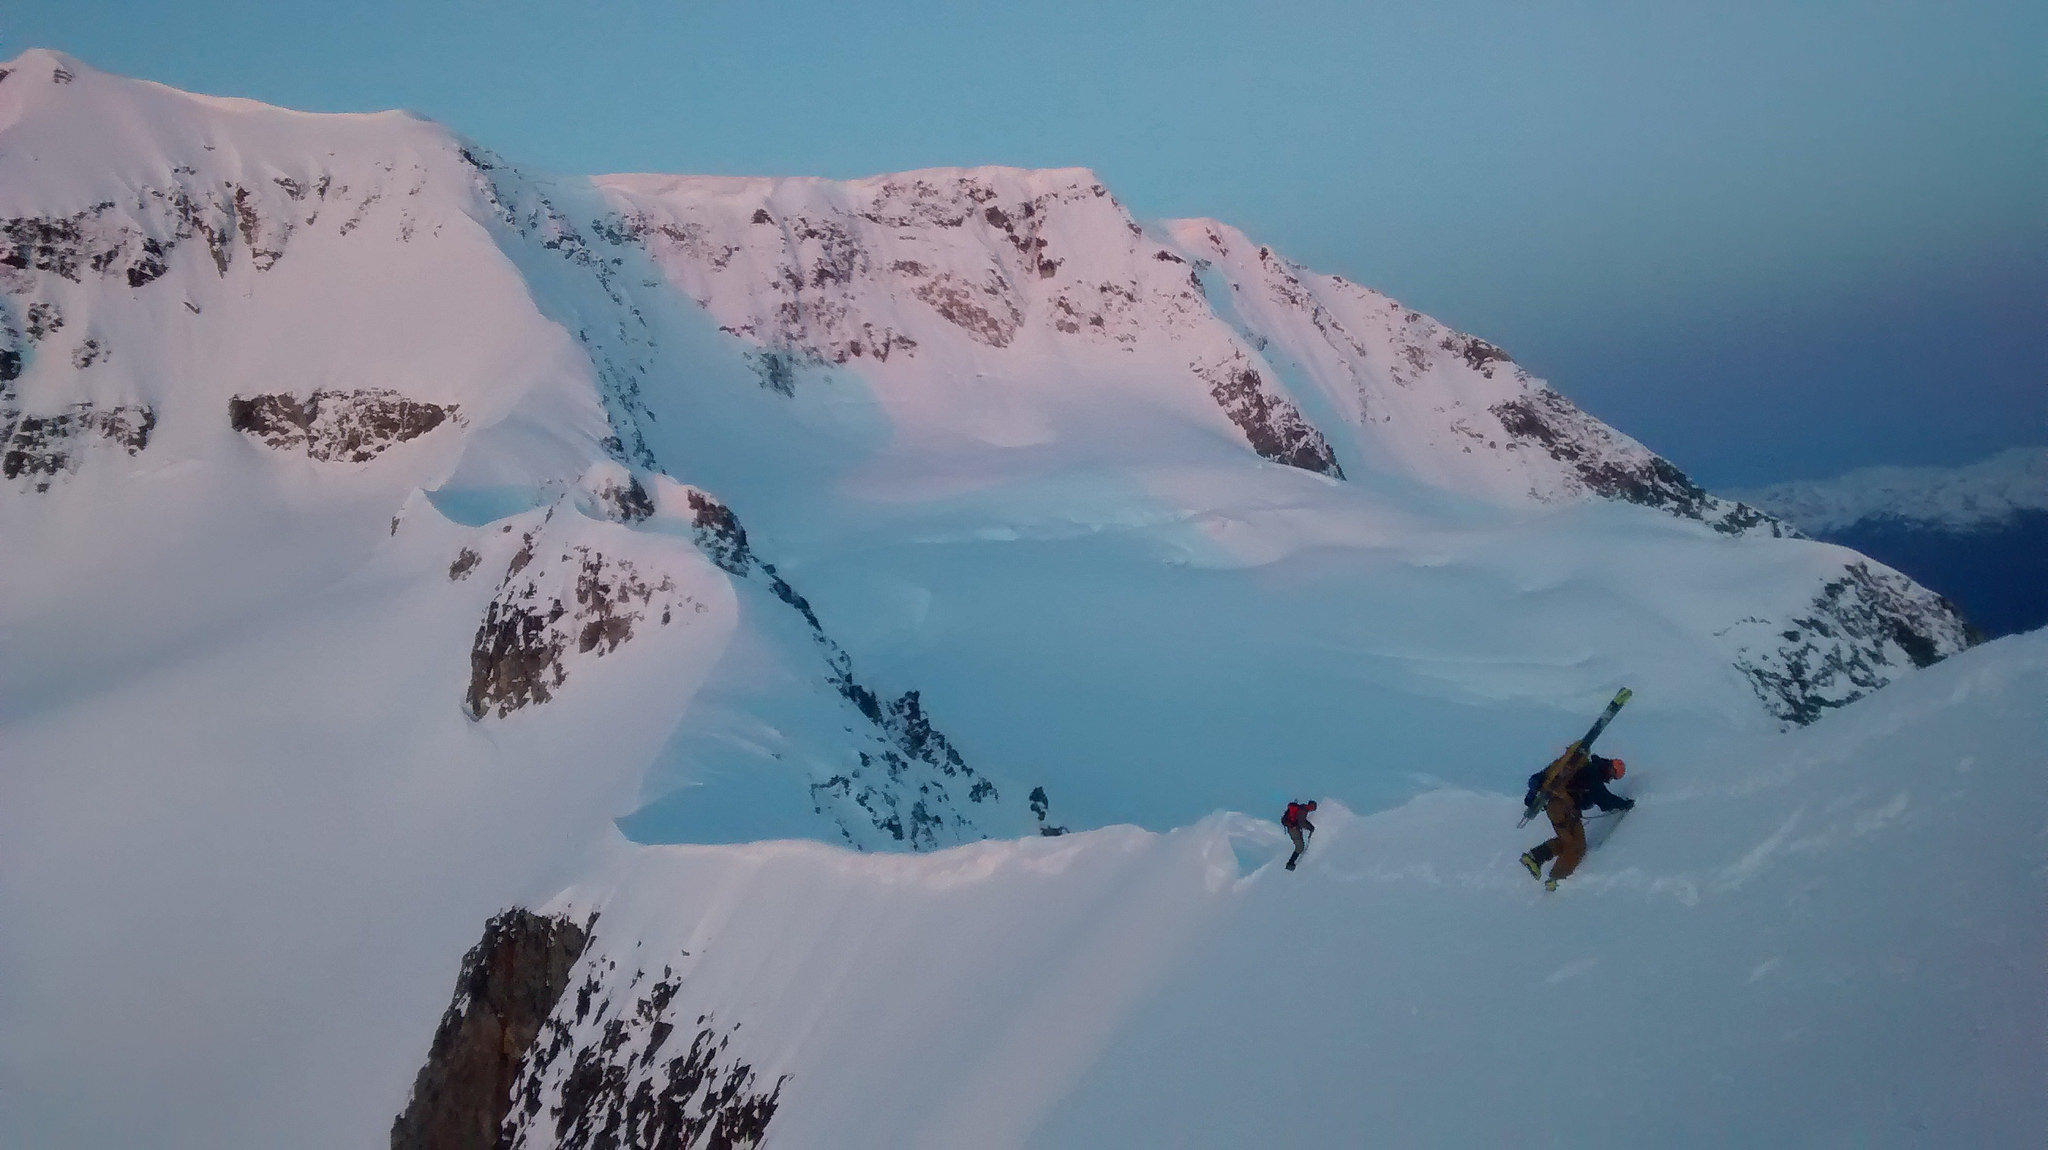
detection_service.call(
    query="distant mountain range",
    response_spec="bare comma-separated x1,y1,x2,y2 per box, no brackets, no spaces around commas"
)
1734,448,2048,637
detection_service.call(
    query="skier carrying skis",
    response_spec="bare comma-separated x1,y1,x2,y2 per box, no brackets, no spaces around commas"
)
1519,748,1633,890
1281,800,1317,871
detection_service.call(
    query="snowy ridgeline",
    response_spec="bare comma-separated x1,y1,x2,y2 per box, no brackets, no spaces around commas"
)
398,631,2048,1149
1734,448,2048,639
0,49,2021,1150
1732,446,2048,534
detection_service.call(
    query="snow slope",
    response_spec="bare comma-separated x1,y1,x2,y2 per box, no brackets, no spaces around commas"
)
502,629,2048,1148
0,50,2019,1148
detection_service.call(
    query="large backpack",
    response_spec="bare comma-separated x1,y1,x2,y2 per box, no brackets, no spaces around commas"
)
1520,746,1588,824
1282,801,1307,829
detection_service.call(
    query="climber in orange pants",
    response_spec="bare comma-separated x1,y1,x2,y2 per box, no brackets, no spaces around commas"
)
1520,747,1633,890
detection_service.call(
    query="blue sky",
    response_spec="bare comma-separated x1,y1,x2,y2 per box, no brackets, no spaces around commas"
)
5,0,2041,484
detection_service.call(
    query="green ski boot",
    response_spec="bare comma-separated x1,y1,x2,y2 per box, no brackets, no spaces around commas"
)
1520,852,1542,881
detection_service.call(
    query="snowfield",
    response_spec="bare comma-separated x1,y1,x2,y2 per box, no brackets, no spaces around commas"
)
0,50,2037,1149
531,630,2048,1149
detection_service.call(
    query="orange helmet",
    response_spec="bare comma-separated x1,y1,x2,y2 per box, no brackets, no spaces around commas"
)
1609,758,1626,780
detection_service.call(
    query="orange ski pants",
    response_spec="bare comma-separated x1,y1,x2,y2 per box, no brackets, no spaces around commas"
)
1540,802,1587,882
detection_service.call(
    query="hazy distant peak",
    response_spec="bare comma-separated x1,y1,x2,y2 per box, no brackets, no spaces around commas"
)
1733,447,2048,533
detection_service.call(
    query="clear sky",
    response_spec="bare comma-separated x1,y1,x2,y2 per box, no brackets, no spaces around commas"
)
5,0,2041,485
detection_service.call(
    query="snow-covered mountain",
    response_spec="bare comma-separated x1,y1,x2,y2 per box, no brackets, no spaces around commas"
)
0,51,2027,1150
1734,448,2048,638
1733,447,2048,533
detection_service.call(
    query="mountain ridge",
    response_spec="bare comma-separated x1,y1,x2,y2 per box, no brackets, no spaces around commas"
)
0,50,2017,1150
1732,445,2048,533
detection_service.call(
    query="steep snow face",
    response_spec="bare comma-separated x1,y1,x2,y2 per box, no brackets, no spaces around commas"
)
1734,446,2048,533
0,50,1999,1150
435,632,2048,1149
1168,218,1780,533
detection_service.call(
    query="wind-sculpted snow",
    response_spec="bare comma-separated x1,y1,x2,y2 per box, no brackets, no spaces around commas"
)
433,144,1020,849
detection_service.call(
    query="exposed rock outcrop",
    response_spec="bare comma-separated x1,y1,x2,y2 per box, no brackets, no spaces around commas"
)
1195,353,1344,477
3,401,155,491
1725,561,1976,725
1491,388,1784,535
464,524,703,720
450,155,1018,847
500,935,783,1150
457,146,662,470
681,489,1004,850
229,389,460,463
391,909,592,1150
0,172,323,292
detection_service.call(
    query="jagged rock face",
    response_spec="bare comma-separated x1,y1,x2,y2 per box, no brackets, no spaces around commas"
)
449,547,483,581
592,472,655,524
2,399,154,491
465,520,707,719
3,200,186,288
498,927,783,1150
444,468,1014,848
591,167,1340,476
391,910,592,1150
457,146,663,472
229,390,460,463
1195,352,1343,477
0,169,340,293
1490,388,1784,535
681,490,1006,850
1726,561,1976,725
594,170,1141,368
1,292,153,492
1169,220,1788,532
